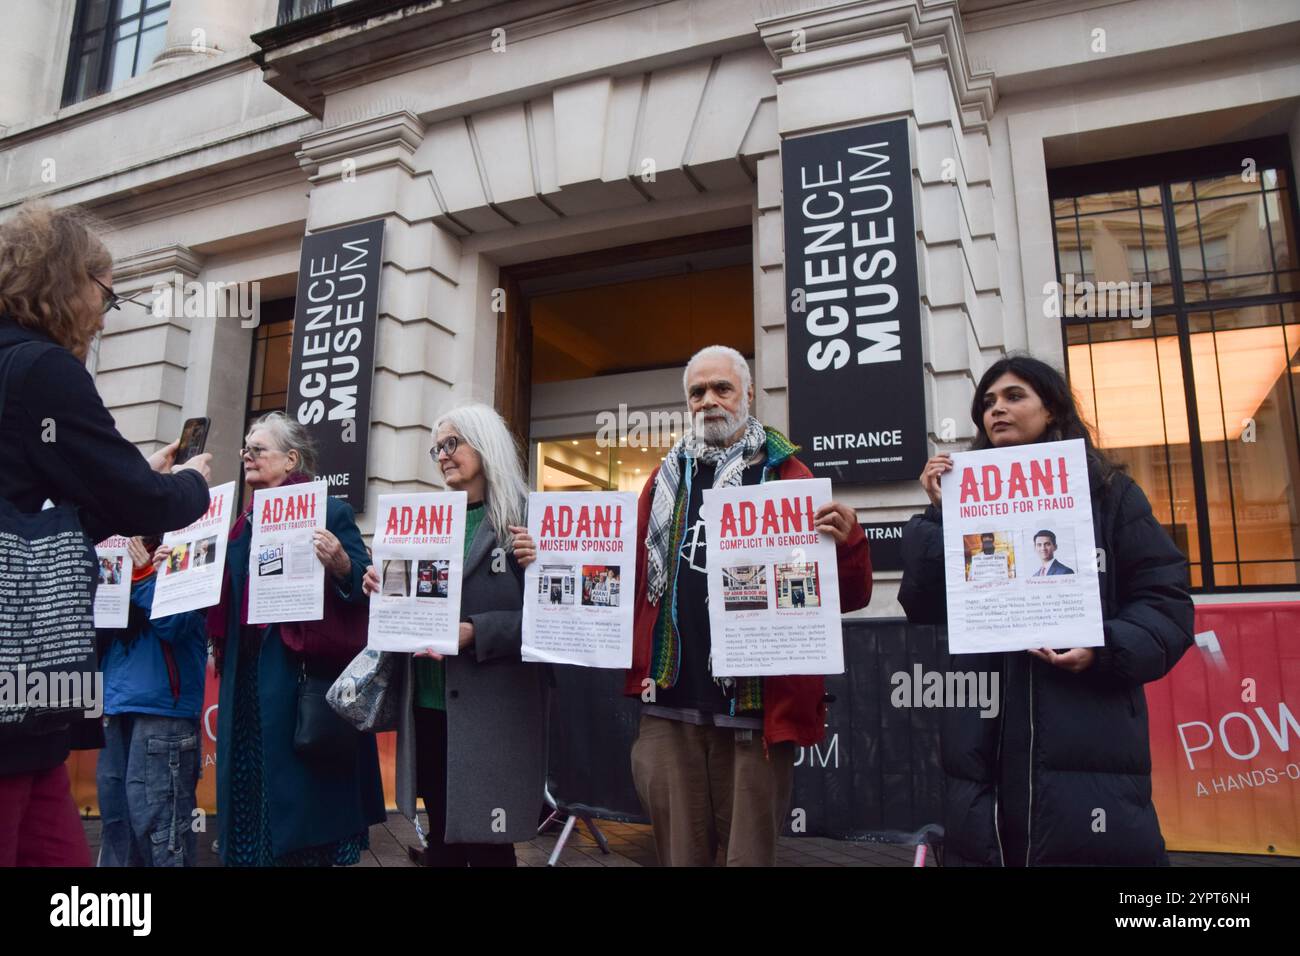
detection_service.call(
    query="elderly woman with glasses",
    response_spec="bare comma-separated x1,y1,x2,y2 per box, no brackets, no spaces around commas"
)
362,403,548,867
207,411,384,867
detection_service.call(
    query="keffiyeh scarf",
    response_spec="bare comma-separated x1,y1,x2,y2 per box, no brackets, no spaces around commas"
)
643,417,799,712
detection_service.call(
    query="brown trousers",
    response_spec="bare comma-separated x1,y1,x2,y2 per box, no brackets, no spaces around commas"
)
630,713,795,866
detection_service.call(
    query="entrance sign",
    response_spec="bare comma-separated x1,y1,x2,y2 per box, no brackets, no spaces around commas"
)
782,118,927,483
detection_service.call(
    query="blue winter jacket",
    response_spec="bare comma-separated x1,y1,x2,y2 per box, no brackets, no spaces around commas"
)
102,573,208,720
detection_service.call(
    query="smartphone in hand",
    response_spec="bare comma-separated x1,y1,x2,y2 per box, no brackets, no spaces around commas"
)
175,417,211,466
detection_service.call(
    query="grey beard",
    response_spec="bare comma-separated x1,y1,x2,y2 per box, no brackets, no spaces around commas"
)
694,402,749,446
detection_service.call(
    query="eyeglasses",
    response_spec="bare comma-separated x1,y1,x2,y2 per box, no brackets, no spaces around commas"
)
430,435,462,460
240,444,278,460
91,275,121,315
90,274,154,315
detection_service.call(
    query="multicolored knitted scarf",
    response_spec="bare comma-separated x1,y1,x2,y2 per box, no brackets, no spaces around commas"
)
647,424,800,715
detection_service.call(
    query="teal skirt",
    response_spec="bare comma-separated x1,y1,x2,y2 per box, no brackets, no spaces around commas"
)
224,635,368,867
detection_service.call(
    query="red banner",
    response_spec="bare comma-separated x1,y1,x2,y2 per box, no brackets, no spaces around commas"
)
1148,602,1300,856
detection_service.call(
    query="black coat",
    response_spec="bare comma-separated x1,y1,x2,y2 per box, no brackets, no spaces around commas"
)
0,318,209,776
898,463,1193,866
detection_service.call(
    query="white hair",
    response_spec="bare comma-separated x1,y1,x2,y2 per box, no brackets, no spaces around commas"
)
682,344,752,400
432,402,527,545
247,411,317,477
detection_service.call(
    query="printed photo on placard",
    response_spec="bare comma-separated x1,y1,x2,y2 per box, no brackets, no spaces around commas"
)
381,558,411,597
963,530,1016,582
775,561,821,609
258,544,285,577
98,555,123,586
191,535,218,569
722,564,768,612
166,543,190,575
580,565,620,607
1024,527,1076,579
538,564,576,606
416,559,450,600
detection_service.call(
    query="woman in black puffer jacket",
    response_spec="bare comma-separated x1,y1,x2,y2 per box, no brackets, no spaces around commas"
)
899,354,1192,866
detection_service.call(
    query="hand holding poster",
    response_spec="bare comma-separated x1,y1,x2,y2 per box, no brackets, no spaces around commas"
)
702,478,844,677
940,438,1104,654
246,480,328,624
93,535,132,628
367,492,467,654
150,482,236,619
521,492,636,668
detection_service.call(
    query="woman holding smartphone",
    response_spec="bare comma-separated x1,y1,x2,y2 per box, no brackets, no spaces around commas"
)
898,354,1193,866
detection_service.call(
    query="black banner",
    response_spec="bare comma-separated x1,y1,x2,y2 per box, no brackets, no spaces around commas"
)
782,118,927,484
546,620,946,841
285,219,384,512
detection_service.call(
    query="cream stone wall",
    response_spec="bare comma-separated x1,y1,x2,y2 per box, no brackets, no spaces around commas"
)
1,0,1298,610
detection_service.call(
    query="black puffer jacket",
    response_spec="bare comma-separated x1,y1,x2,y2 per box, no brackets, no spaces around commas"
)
898,462,1193,866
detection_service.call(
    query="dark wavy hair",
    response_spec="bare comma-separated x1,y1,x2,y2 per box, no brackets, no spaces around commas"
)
969,353,1121,484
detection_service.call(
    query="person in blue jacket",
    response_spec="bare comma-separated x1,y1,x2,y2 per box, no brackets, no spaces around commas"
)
96,535,209,867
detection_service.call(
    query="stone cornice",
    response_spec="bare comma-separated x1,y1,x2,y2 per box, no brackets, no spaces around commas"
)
296,109,427,181
757,0,998,128
0,114,318,217
111,244,205,285
254,0,677,118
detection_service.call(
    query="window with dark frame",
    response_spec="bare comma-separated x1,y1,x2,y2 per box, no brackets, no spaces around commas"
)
240,297,296,509
1050,137,1300,592
63,0,171,107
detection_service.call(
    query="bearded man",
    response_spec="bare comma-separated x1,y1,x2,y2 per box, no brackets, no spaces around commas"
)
623,345,873,866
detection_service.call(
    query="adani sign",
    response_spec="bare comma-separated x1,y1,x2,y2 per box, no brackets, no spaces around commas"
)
782,119,926,484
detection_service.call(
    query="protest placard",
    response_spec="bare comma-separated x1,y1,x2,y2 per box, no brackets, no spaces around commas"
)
367,492,467,654
246,480,328,624
940,438,1104,653
150,482,235,619
92,535,131,628
703,478,844,676
522,492,636,668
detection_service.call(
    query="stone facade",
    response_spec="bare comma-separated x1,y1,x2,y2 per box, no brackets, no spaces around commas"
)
3,0,1299,615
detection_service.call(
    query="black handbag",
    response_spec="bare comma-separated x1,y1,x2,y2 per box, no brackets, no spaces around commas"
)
0,341,99,739
293,660,360,767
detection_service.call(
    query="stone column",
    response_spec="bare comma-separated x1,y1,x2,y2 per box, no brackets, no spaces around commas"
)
152,0,261,68
0,0,71,128
101,245,205,457
755,0,1000,610
296,108,476,530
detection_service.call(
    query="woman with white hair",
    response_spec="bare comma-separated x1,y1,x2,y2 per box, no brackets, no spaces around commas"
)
363,402,548,867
